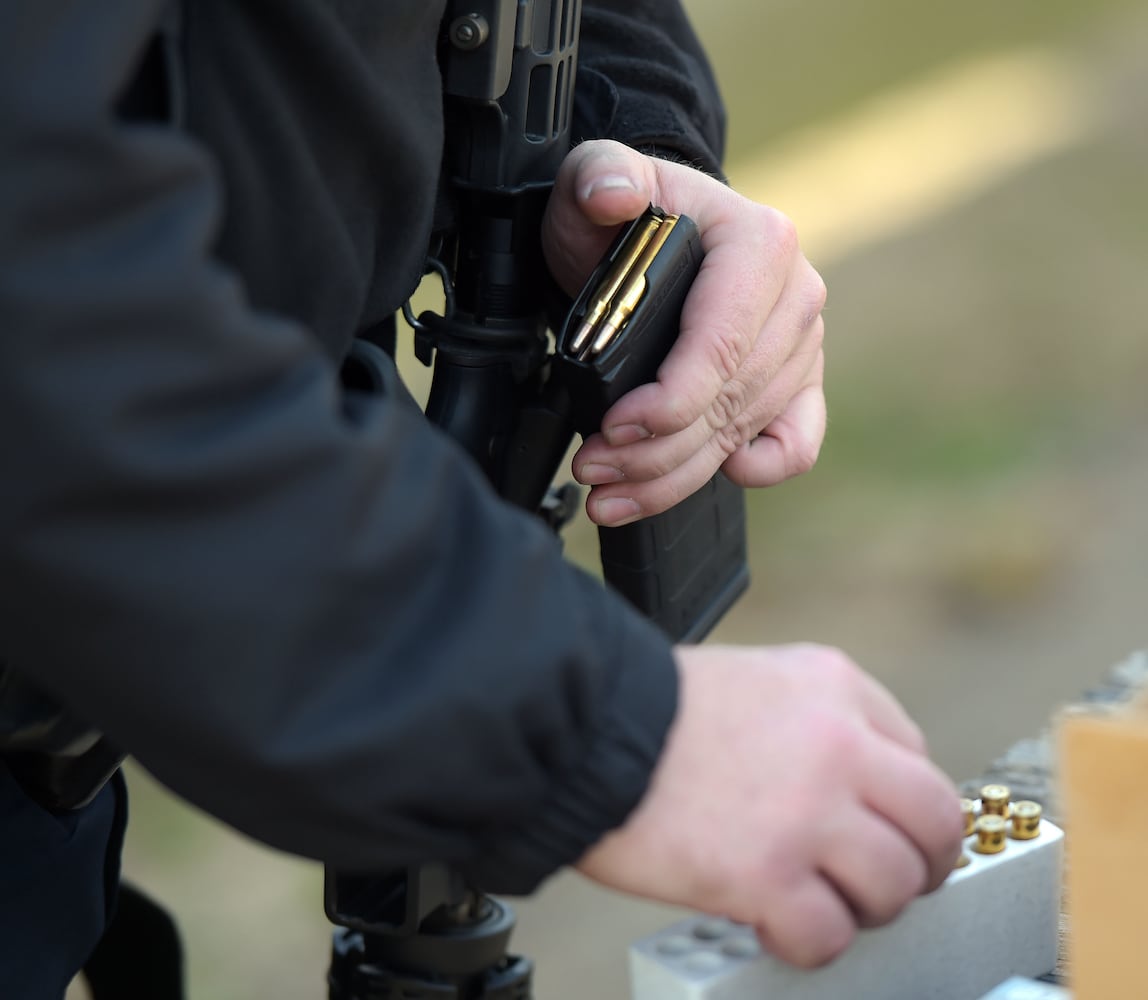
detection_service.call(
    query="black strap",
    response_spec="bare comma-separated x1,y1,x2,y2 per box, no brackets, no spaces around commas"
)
83,881,186,1000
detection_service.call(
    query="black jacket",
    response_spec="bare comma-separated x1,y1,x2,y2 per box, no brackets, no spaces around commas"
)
0,0,725,893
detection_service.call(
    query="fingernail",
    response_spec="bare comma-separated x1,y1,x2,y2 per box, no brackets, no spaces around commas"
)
581,174,639,201
594,497,641,526
603,423,651,446
578,463,626,486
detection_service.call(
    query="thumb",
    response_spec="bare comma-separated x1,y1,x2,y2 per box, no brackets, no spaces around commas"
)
563,139,657,224
545,140,658,293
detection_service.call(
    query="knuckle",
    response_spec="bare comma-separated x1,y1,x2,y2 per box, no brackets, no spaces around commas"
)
713,425,745,462
801,643,861,687
714,418,755,462
802,268,829,321
783,705,866,787
758,204,799,259
811,712,866,767
703,327,750,386
705,380,755,455
705,382,741,429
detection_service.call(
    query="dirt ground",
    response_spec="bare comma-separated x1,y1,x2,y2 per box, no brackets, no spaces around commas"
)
71,3,1148,998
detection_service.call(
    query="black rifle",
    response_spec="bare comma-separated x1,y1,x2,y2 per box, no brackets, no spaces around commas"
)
326,2,748,997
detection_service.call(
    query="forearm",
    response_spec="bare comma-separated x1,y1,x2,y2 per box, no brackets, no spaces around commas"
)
0,0,677,891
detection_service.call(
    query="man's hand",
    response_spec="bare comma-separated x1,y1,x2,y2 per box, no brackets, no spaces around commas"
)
542,140,827,527
576,644,964,968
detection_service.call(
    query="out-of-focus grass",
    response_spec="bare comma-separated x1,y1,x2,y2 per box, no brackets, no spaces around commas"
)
748,113,1148,533
685,0,1144,159
688,3,1148,573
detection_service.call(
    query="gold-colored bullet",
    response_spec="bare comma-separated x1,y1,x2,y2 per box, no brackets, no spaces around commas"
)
953,852,971,870
568,214,663,356
960,798,977,836
980,784,1011,818
587,217,678,358
1010,800,1042,840
973,814,1008,854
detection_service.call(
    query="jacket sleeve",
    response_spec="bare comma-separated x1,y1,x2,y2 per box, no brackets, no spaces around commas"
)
575,0,727,175
0,0,677,894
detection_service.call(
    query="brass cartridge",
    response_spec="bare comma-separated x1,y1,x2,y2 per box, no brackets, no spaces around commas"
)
587,217,678,358
960,797,977,837
1010,800,1042,840
980,784,1011,818
569,213,663,356
973,814,1008,855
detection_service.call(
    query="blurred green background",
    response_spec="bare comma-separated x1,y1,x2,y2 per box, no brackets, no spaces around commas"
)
82,2,1148,997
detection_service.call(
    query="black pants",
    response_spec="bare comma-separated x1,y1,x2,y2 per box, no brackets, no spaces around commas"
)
0,762,125,1000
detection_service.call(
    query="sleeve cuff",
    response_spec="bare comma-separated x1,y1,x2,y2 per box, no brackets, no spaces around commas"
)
459,618,679,896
